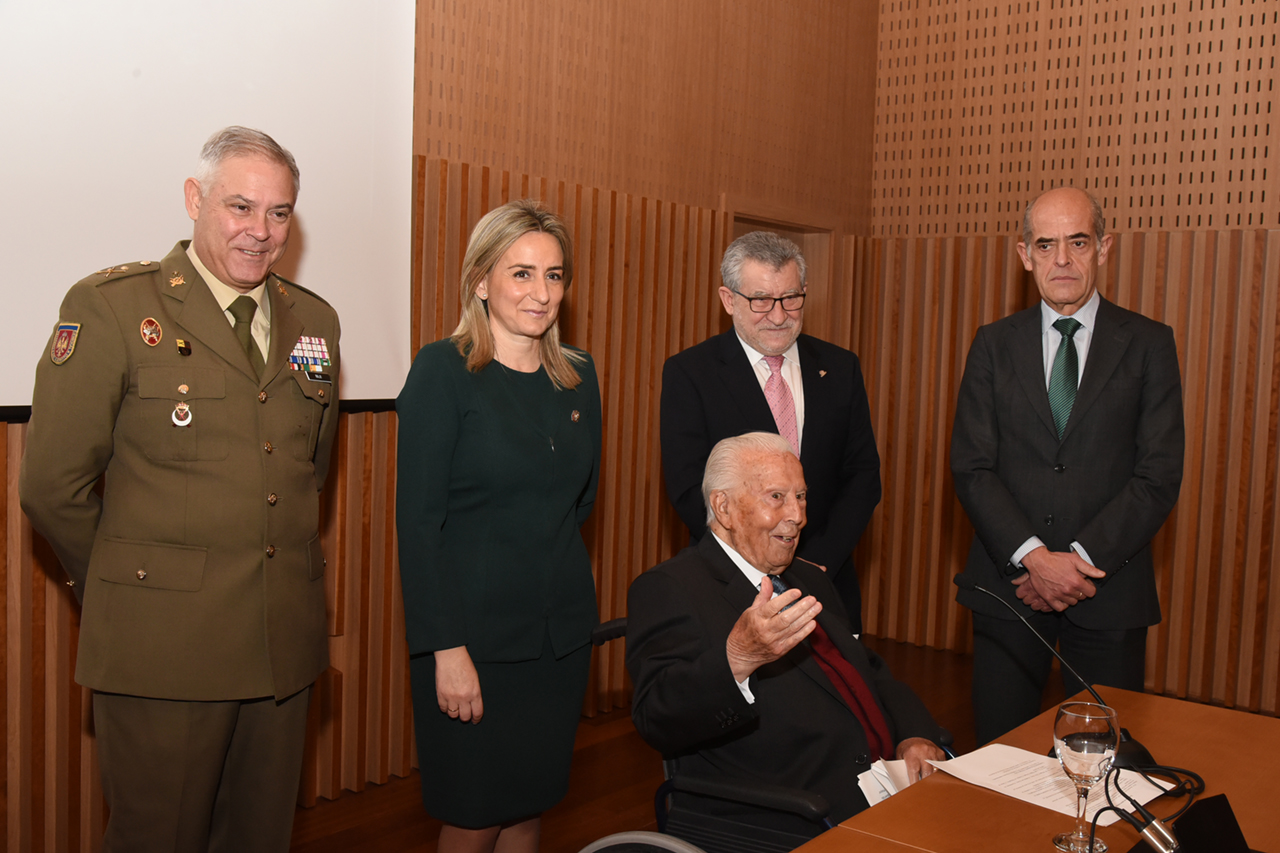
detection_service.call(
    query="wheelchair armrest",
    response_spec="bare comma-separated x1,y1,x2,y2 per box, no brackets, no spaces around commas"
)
664,773,831,823
591,618,627,646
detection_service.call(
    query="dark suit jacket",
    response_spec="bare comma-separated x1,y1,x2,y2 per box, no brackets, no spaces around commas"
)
21,242,340,701
660,331,881,629
626,536,940,827
950,297,1184,629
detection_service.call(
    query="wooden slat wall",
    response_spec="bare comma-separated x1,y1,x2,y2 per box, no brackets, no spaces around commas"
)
844,229,1280,715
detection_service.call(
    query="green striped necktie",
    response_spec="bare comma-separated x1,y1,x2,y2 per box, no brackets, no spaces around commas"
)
1048,316,1082,439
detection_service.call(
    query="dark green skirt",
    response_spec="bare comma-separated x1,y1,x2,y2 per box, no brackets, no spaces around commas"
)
410,634,592,829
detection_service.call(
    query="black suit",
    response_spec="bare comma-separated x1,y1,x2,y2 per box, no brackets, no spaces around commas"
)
626,536,940,830
951,296,1184,741
661,331,881,630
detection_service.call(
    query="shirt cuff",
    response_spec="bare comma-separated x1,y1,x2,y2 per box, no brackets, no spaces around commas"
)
1011,536,1045,569
735,676,756,704
1070,541,1096,567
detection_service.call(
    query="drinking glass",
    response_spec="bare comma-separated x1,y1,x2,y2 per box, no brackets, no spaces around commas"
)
1052,702,1119,853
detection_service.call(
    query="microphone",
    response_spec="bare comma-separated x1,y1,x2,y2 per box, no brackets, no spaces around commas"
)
953,574,1156,769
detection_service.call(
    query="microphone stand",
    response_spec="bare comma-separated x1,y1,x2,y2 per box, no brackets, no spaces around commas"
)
953,574,1156,769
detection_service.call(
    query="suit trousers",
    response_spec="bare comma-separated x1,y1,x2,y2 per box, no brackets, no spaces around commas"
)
94,687,312,853
971,612,1146,745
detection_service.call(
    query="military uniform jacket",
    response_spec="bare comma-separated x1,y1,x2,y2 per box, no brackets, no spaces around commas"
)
20,242,341,701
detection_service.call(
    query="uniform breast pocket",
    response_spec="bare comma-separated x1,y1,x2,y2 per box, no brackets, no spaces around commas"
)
288,372,331,461
136,367,229,461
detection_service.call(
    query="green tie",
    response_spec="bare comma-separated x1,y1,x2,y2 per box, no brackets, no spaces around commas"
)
1048,317,1082,439
228,295,266,378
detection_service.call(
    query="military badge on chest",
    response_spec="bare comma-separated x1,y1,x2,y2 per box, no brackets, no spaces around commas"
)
140,318,162,346
289,335,332,383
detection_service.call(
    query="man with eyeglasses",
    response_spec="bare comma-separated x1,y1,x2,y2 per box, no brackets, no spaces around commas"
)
660,231,881,630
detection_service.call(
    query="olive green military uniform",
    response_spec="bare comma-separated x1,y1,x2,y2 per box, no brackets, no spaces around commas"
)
20,241,340,852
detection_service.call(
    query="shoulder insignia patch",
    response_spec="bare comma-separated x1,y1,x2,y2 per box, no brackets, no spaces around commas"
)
51,323,81,364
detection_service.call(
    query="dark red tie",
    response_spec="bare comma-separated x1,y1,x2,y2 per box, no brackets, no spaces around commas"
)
771,575,894,760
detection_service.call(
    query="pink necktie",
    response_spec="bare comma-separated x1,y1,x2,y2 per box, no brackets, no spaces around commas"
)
764,355,799,456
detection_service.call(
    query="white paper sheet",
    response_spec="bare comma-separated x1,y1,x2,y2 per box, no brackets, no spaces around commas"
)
857,758,925,806
930,743,1169,827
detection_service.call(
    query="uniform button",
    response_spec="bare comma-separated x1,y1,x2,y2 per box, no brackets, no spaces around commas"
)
267,493,278,505
258,391,268,403
1054,464,1066,473
266,545,276,558
318,389,326,398
1044,515,1054,526
855,753,869,765
136,570,147,580
263,441,274,453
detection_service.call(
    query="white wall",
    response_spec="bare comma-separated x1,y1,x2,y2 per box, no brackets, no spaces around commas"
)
0,0,415,404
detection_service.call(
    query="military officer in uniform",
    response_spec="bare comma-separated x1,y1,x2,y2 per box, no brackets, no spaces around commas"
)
20,126,341,852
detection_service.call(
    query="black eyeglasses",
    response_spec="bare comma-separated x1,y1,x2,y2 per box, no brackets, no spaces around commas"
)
737,292,806,313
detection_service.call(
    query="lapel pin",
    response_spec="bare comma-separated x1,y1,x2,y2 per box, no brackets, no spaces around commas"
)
819,370,827,378
140,318,162,346
571,410,580,422
169,273,185,287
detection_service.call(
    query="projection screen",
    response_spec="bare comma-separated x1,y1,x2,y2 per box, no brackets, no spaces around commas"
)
0,0,415,405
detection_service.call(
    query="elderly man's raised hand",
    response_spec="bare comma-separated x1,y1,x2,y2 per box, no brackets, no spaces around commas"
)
726,578,822,683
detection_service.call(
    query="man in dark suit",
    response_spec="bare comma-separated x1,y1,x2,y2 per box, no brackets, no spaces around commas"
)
628,433,944,836
951,187,1184,744
661,232,881,631
20,127,340,852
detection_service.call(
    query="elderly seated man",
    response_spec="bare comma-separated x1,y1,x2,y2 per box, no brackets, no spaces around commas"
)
627,432,946,837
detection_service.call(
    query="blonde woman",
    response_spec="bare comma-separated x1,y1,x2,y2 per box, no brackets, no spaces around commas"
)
396,200,601,853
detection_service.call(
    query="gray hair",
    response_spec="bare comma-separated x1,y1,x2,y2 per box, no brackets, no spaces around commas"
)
702,432,797,524
1022,188,1105,245
194,126,300,197
720,231,807,293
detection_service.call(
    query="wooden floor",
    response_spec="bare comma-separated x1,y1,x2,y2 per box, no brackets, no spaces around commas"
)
289,636,1066,853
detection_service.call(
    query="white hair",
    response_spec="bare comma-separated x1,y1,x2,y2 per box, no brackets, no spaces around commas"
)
702,432,796,524
194,126,300,197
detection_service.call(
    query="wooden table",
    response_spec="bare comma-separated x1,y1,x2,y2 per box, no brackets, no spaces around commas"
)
799,688,1280,852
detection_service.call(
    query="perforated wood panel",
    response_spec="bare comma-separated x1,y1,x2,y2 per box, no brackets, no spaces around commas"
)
873,0,1279,235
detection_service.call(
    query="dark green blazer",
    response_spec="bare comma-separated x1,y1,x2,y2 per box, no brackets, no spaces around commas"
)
395,340,601,662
